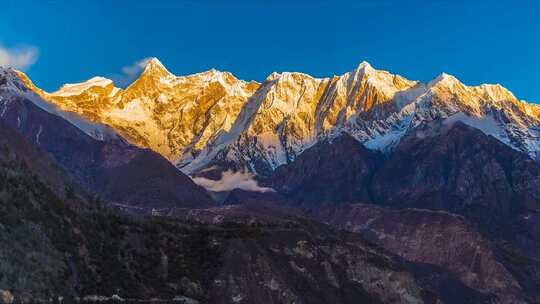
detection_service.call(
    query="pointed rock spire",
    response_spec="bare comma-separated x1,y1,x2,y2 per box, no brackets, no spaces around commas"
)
428,72,462,88
357,61,373,71
141,57,172,78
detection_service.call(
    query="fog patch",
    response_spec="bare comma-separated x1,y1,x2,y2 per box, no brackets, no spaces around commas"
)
192,170,274,193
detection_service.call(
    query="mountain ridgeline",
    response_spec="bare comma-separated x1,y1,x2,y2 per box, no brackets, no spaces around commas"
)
1,60,540,303
15,58,540,177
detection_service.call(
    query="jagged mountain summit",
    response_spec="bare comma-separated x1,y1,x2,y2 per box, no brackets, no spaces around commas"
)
16,58,540,178
18,58,260,164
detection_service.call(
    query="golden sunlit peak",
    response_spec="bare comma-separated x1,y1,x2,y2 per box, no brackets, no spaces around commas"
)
357,61,373,70
428,72,461,88
142,57,171,76
50,76,114,97
147,57,164,66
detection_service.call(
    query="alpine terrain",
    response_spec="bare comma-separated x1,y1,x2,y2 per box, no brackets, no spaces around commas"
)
17,58,540,180
1,58,539,303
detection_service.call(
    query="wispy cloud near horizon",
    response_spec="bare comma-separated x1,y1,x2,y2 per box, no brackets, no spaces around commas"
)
192,170,274,193
111,57,152,87
0,44,39,71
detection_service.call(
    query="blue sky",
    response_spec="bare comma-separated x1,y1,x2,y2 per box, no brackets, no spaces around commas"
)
2,0,540,102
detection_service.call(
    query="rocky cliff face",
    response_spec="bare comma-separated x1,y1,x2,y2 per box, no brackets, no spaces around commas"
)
158,204,494,304
317,204,534,303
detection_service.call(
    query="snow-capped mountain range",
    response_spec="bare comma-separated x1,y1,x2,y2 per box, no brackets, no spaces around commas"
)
7,58,540,178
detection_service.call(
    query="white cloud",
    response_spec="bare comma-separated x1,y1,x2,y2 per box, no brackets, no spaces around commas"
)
111,57,152,87
0,45,39,71
192,170,275,193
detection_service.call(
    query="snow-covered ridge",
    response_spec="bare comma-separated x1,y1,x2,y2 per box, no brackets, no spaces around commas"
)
21,58,262,163
187,63,540,175
0,67,121,142
10,59,540,179
53,76,114,97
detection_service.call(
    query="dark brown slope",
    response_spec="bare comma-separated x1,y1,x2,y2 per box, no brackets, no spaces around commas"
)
271,134,383,206
0,120,89,208
317,203,531,303
0,71,214,209
263,120,540,301
172,203,492,304
372,120,540,234
223,188,294,205
269,120,540,234
0,137,488,303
